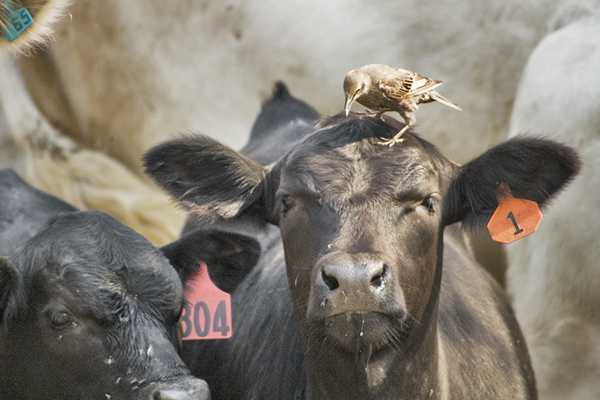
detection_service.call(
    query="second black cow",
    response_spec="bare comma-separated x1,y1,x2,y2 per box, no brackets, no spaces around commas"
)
0,169,261,399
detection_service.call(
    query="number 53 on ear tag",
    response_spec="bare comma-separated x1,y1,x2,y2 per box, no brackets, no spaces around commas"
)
487,182,542,244
181,261,232,340
1,2,33,42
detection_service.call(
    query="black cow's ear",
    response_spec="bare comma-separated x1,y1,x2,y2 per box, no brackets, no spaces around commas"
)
240,81,320,165
443,137,581,227
144,135,269,222
161,229,261,294
0,256,21,325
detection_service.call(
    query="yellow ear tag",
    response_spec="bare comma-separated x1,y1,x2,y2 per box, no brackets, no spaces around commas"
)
487,183,542,244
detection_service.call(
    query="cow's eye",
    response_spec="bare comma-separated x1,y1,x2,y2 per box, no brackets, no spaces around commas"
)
420,195,438,214
280,194,295,213
47,310,73,329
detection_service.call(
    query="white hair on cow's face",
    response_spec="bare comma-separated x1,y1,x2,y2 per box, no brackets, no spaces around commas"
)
186,199,248,221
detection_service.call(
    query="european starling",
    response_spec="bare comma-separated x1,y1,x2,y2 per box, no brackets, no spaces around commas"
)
343,64,461,145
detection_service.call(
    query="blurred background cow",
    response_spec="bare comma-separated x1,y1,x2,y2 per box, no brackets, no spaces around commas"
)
1,0,599,399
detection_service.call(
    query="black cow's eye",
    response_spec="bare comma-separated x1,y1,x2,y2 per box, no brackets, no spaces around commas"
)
47,310,73,329
420,196,438,214
280,194,295,213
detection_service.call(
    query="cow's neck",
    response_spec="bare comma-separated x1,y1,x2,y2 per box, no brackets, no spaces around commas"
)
304,241,446,400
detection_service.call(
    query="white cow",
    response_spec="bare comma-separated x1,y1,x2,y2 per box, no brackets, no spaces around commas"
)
1,1,598,397
0,54,185,245
16,0,559,166
507,12,600,399
0,0,185,245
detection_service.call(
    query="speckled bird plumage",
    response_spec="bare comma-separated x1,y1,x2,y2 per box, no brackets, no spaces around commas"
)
344,64,461,145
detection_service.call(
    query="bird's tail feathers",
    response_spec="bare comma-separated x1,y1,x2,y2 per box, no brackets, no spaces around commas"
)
429,91,462,111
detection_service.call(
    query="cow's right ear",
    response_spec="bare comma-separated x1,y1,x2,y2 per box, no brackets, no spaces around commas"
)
0,256,21,325
442,137,581,227
144,135,270,222
161,229,261,294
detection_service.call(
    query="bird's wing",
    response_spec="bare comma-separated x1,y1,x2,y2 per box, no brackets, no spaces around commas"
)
409,74,443,96
379,70,442,101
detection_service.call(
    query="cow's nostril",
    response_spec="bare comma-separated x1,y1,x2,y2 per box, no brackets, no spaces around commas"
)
370,264,388,288
321,268,340,291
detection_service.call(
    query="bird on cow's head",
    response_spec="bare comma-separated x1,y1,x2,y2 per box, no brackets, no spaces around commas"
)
343,64,462,146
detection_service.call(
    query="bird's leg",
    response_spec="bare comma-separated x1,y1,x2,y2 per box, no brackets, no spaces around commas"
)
379,124,410,147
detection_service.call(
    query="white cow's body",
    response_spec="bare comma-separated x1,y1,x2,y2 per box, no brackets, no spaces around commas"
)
22,0,561,165
1,1,599,397
507,13,600,399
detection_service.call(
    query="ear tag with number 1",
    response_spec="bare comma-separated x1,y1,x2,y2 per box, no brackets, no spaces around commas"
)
181,261,232,340
487,182,542,244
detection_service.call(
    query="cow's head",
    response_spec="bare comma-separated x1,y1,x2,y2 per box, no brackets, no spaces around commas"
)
145,113,579,358
0,210,259,399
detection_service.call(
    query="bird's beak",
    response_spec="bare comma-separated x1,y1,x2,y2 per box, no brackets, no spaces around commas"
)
344,95,354,117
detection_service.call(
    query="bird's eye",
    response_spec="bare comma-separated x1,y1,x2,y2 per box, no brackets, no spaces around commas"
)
47,310,73,329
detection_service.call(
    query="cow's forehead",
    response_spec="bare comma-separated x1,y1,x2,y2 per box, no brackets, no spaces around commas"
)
279,118,447,202
24,211,184,315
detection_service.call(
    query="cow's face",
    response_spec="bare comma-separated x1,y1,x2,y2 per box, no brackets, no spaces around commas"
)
0,211,209,400
272,124,455,352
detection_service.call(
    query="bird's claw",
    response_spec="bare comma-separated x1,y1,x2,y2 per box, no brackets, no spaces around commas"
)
379,125,409,146
378,137,405,147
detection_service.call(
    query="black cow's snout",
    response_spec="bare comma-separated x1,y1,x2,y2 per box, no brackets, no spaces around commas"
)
140,377,210,400
319,259,389,293
307,253,404,321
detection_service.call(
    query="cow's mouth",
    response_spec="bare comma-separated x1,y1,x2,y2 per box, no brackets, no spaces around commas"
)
320,311,407,353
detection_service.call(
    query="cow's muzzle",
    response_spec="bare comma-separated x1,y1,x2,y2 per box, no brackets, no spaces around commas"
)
306,252,406,321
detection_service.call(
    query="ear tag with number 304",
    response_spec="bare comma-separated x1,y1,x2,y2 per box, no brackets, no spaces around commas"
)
181,261,232,340
487,182,542,244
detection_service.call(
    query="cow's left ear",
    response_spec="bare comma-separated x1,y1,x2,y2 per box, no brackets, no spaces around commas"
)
443,137,581,227
161,229,261,294
144,135,271,223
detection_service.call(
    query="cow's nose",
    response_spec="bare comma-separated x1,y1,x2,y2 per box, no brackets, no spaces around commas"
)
307,253,404,321
152,389,208,400
141,377,210,400
319,258,389,293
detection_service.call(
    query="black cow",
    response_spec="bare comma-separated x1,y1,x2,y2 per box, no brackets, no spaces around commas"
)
145,113,580,399
0,170,261,399
0,169,78,256
239,81,320,166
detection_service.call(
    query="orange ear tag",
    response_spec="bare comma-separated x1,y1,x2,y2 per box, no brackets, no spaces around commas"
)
181,261,232,340
487,183,542,244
